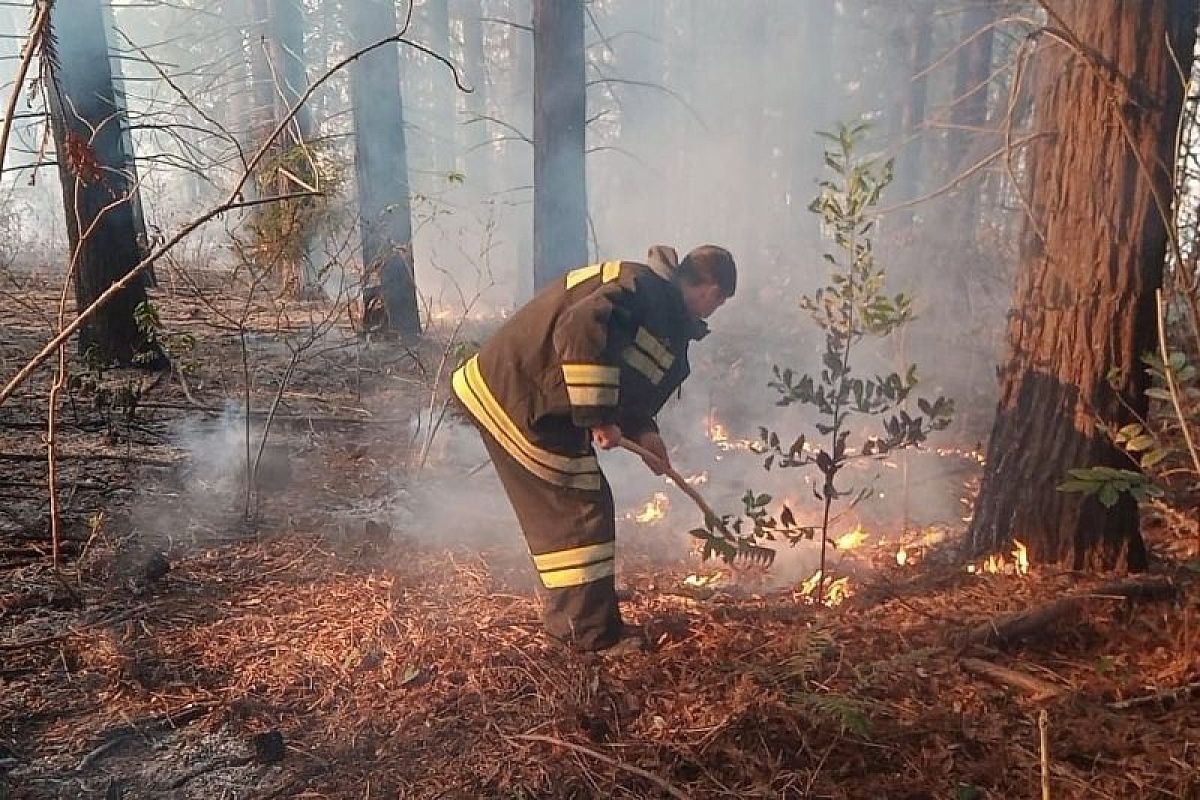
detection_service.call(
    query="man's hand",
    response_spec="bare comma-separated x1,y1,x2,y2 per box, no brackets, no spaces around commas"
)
636,431,671,475
591,423,622,450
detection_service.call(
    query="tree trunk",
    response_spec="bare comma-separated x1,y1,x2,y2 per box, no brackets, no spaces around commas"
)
510,0,534,302
101,0,152,285
947,1,997,239
532,0,586,289
895,0,933,213
792,0,836,236
455,0,489,190
348,0,422,338
423,0,455,177
46,0,156,366
968,1,1197,571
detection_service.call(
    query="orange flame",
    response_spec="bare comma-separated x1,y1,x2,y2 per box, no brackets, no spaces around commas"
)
1012,539,1029,575
799,570,853,606
632,492,669,524
834,525,869,551
966,540,1030,576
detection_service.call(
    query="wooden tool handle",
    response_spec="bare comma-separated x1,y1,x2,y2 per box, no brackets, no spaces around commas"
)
619,437,720,523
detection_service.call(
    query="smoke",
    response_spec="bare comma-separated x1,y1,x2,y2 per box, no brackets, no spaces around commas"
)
2,1,1009,588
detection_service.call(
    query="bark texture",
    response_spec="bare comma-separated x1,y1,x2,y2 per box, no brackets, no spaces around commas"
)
532,0,587,289
47,0,154,365
968,1,1197,570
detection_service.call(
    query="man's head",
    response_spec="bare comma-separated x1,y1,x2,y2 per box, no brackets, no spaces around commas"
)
677,244,736,320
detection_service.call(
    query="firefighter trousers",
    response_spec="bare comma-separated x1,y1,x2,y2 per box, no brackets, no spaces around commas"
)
474,426,624,650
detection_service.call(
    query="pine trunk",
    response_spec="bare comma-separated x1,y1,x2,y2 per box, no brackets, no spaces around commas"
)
947,1,997,238
968,1,1197,571
348,0,421,337
455,0,490,190
532,0,586,289
46,0,155,366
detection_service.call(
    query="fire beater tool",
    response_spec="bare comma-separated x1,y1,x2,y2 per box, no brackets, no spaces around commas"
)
619,437,775,567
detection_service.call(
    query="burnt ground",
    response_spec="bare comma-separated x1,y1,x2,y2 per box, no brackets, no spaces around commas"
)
1,275,1198,800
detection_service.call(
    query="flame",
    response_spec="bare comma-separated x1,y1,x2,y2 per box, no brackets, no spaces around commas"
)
798,570,853,606
685,471,709,486
1012,539,1029,575
895,547,909,566
825,576,853,606
632,492,669,523
683,573,723,588
966,540,1029,576
834,524,869,551
703,415,757,452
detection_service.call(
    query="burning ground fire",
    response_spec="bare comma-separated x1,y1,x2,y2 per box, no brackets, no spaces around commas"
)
966,539,1030,576
628,492,670,524
705,417,760,453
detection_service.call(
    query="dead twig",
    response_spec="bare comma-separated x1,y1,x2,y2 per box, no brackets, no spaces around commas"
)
507,734,691,800
1039,709,1052,800
1107,680,1200,710
961,657,1063,699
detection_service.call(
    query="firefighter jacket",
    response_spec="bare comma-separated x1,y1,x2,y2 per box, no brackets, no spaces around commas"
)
452,246,708,493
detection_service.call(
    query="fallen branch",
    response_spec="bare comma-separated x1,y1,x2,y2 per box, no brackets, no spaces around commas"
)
0,451,179,467
966,578,1177,647
961,658,1064,699
1107,681,1200,710
508,734,691,800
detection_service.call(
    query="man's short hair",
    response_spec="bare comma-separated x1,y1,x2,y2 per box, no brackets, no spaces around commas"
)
678,245,737,297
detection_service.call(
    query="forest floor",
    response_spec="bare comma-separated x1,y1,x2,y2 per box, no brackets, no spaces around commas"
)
1,274,1198,800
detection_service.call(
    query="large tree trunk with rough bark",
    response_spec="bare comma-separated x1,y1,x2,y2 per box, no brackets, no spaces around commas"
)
348,0,422,338
968,1,1197,571
532,0,586,289
46,0,156,366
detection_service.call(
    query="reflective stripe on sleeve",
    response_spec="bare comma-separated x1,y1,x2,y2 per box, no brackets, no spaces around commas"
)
451,356,603,491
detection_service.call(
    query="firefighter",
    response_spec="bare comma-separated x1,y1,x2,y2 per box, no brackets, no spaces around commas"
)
452,244,737,653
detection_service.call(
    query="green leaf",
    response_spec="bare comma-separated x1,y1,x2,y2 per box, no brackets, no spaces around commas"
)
1117,423,1143,441
1146,387,1173,401
1097,483,1121,508
1140,448,1169,469
1126,434,1156,452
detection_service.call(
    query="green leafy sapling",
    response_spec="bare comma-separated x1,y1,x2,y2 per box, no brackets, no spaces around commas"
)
691,122,954,600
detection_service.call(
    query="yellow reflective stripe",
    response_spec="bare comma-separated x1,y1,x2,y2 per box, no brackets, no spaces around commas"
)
452,357,603,491
566,385,619,406
565,264,601,289
539,559,615,589
635,327,674,370
601,261,622,282
562,363,620,386
622,345,665,384
532,541,615,572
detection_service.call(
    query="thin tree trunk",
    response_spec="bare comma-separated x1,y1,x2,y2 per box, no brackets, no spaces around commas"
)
348,0,422,337
424,0,455,177
948,1,997,240
792,0,836,236
968,1,1197,571
896,0,933,214
532,0,586,289
46,0,156,366
456,0,489,190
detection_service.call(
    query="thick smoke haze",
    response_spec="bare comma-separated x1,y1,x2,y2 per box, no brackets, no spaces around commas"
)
1,0,1009,581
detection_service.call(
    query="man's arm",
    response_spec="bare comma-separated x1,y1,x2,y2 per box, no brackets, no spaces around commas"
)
552,277,638,430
